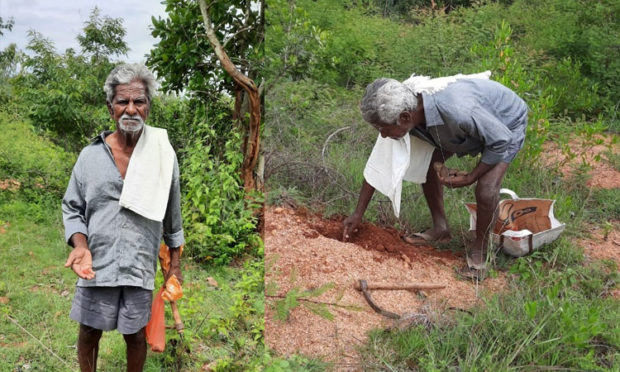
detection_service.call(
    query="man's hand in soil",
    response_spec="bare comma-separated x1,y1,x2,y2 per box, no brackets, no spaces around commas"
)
343,180,376,241
65,246,96,280
342,214,362,242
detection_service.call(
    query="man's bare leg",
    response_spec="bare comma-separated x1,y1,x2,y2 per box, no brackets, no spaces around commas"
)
124,327,147,372
471,162,510,267
420,149,453,239
78,324,102,372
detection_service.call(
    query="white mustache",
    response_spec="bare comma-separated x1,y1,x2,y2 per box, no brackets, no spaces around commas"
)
118,114,145,133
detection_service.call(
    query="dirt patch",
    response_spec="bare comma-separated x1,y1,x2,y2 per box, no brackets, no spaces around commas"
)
311,216,462,267
578,220,620,266
543,134,619,298
265,206,507,370
578,221,620,299
542,135,619,189
0,179,20,191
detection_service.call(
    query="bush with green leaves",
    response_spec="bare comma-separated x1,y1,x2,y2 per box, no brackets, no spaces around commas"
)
508,0,619,113
181,121,262,264
7,8,133,152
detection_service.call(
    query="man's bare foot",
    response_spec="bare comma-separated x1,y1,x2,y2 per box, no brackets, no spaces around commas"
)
467,242,486,269
402,228,451,245
457,264,487,281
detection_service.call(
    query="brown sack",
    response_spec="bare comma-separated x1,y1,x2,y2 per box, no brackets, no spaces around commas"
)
466,199,553,235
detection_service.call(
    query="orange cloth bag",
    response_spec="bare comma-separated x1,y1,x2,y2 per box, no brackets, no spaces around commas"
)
145,287,166,352
145,244,184,352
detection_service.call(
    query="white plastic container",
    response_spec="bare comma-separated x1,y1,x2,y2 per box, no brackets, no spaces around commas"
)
465,188,566,257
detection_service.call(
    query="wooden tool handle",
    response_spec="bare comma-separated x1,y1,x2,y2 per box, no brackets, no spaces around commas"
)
354,282,445,291
170,302,184,333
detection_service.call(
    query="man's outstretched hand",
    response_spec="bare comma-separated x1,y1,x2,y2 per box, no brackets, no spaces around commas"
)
342,214,362,242
64,246,96,280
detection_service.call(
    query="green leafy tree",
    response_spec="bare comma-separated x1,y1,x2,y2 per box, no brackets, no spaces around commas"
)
149,0,263,104
13,10,128,151
150,0,264,191
77,7,128,62
0,17,19,107
149,1,264,261
0,16,14,37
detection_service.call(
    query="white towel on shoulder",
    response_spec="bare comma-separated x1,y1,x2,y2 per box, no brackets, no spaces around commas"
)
120,125,175,221
403,70,492,94
363,71,492,218
364,134,434,217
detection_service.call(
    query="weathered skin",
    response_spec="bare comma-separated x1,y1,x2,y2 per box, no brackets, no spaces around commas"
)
344,94,510,269
65,79,183,372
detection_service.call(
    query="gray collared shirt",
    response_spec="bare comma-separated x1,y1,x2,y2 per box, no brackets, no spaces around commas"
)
413,79,528,164
62,131,184,290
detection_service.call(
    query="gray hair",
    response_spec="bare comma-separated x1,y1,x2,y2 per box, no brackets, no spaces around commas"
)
360,78,417,125
103,63,157,103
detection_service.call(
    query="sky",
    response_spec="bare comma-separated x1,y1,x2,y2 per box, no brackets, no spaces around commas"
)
0,0,168,63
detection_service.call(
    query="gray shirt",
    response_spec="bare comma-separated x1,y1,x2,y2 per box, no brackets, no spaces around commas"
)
414,79,528,164
62,132,184,290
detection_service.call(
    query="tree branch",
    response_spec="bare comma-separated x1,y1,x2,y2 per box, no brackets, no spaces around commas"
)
198,0,261,192
223,26,253,49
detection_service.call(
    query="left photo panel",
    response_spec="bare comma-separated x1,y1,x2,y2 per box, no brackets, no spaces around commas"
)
0,1,265,371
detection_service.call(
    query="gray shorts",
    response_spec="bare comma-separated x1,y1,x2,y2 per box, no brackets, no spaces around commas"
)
503,110,528,163
70,286,152,334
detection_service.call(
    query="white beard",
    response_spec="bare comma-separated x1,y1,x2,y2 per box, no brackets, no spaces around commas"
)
118,114,145,133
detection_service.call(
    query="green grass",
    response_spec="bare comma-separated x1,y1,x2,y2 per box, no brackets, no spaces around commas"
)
0,198,264,371
358,241,619,371
0,114,75,200
263,352,332,371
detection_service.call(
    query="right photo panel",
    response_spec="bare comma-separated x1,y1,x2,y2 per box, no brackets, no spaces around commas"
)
263,0,619,370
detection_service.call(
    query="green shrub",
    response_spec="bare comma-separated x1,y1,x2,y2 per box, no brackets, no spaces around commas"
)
509,0,619,112
180,122,261,265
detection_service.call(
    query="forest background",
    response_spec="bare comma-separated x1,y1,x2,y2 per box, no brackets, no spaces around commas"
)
0,0,265,370
264,0,618,370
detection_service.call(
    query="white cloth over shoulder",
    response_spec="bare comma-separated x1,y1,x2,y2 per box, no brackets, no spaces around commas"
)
119,125,175,221
364,134,435,217
363,71,492,217
403,70,492,95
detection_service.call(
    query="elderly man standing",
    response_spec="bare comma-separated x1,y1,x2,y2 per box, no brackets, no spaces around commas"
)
343,76,528,277
62,63,184,372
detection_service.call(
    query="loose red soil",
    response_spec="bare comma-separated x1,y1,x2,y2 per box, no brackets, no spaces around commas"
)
311,215,462,267
265,206,507,370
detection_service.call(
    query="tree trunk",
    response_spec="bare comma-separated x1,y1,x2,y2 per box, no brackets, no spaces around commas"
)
198,0,261,192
